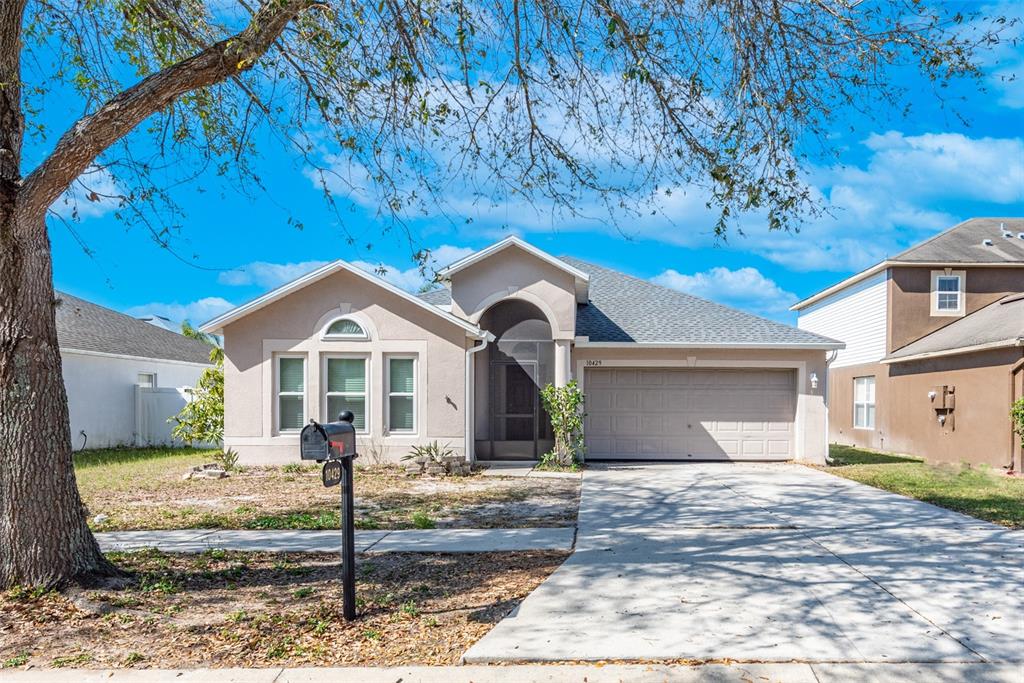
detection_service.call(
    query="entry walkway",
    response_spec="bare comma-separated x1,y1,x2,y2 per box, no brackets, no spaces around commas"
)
464,462,1023,664
96,527,576,554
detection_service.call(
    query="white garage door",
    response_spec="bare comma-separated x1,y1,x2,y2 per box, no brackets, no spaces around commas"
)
585,368,796,460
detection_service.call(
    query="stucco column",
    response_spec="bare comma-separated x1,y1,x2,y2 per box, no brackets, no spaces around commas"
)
554,339,572,387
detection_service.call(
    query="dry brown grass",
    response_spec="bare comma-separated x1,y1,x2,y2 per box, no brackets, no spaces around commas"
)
0,549,567,669
76,448,580,532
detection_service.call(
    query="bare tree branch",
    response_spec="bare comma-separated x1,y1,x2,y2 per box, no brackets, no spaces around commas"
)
20,0,321,218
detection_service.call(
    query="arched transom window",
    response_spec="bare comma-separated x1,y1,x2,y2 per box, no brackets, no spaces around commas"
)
323,317,368,340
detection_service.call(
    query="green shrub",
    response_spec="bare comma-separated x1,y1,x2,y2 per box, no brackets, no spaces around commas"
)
1012,397,1024,455
170,352,224,446
539,380,585,468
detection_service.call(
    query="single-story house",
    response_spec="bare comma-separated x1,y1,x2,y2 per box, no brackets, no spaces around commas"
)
56,292,215,449
793,217,1024,469
201,237,843,465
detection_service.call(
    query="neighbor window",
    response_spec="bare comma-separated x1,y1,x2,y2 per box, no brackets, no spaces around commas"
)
277,356,305,432
325,357,368,432
324,317,368,339
935,276,961,312
386,356,416,433
137,373,156,388
853,376,876,430
930,270,965,316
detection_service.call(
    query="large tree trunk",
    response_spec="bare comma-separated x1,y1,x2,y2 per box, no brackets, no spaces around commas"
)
0,0,316,588
0,206,117,587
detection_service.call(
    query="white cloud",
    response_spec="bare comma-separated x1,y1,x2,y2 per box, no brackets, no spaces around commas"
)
534,130,1023,273
218,260,331,288
51,166,123,220
219,244,476,294
125,297,236,327
651,267,797,316
350,244,476,291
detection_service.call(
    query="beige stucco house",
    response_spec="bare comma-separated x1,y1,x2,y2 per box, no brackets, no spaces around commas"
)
202,237,843,465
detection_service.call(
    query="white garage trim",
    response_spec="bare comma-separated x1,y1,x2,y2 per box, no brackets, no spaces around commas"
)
576,358,807,460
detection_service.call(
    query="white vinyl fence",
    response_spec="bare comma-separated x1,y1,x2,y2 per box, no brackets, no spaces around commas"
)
134,386,194,447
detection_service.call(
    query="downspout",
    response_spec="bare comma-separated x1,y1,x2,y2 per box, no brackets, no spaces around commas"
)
465,332,495,464
823,349,838,465
1009,351,1024,475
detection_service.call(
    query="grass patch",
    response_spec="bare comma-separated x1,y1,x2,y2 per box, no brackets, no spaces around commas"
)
75,448,580,531
2,653,29,668
823,445,1024,528
410,511,436,529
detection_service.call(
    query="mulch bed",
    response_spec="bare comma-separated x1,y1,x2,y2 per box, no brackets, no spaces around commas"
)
0,549,567,669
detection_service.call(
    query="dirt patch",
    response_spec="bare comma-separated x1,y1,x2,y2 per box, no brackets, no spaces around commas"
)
81,462,580,532
0,549,567,669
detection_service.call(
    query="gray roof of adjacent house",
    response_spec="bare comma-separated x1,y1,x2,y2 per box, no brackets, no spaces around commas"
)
417,287,452,307
885,294,1024,362
419,257,841,347
892,217,1024,263
56,292,214,364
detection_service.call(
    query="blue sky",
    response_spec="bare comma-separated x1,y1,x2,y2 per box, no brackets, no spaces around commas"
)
42,2,1024,328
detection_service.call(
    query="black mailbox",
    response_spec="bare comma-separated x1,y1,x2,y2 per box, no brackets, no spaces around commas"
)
300,411,357,461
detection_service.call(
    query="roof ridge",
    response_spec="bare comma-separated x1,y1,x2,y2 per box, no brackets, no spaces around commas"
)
891,217,975,260
58,291,199,344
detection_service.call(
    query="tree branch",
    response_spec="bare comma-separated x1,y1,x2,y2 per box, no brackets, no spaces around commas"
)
19,0,320,218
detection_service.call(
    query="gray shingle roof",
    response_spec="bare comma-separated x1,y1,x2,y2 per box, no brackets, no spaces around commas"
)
886,294,1024,361
561,257,839,345
893,218,1024,263
56,292,214,364
416,287,452,306
418,258,841,346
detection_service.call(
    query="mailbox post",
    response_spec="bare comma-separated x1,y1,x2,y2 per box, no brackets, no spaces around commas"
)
301,412,359,620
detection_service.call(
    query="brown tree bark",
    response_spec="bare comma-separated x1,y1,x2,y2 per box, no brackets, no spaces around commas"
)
1,0,318,588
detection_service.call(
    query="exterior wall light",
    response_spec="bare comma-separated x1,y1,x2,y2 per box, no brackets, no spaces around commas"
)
809,372,819,390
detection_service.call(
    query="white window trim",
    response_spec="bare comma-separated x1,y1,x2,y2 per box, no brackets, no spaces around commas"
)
276,354,306,434
930,269,966,317
385,355,417,435
322,354,370,434
322,315,370,341
853,376,875,430
137,372,157,388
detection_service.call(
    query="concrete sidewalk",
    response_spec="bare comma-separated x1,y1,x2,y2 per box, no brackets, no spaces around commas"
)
3,663,1021,682
96,527,576,554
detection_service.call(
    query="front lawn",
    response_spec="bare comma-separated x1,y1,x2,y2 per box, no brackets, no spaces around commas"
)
74,447,580,532
0,548,566,668
823,445,1024,528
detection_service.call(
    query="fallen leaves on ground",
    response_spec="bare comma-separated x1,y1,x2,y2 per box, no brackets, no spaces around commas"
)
0,549,568,669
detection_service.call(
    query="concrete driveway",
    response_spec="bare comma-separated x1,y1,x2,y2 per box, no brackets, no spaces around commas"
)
464,463,1023,665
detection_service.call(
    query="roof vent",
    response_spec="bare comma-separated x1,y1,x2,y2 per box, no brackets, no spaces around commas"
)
1002,230,1014,239
1018,232,1024,239
982,238,994,246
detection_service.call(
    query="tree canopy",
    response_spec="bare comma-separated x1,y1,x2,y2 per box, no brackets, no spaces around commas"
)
25,1,1010,254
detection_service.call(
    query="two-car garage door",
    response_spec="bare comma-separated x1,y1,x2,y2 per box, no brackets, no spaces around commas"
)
585,368,797,461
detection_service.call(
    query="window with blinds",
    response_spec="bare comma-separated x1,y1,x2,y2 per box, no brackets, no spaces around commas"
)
277,356,305,432
387,357,416,433
324,318,367,338
325,357,368,431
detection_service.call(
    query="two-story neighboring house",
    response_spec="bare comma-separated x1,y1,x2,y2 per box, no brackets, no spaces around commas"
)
793,218,1024,470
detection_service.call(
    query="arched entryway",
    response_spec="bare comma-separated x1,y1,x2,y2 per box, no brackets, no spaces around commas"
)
475,299,555,460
